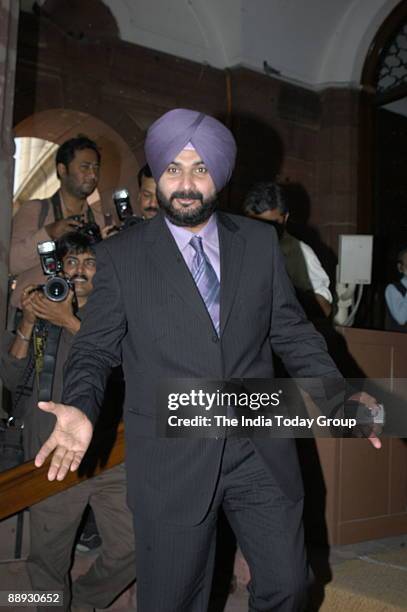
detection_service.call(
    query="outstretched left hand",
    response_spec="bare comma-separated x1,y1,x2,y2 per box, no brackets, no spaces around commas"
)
34,401,94,480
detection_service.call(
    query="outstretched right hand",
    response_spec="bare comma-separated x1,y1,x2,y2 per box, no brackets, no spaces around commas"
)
34,401,94,481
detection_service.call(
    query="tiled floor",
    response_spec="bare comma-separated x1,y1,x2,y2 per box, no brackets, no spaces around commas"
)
329,534,407,565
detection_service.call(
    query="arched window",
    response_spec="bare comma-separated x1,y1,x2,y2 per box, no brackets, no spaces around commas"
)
358,2,407,329
375,19,407,97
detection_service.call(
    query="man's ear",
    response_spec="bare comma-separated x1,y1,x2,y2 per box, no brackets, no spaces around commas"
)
397,262,404,274
57,162,67,178
284,212,290,224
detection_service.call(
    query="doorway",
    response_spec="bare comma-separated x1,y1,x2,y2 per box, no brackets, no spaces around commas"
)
357,3,407,329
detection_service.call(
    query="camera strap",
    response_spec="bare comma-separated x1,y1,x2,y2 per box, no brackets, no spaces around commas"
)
37,199,50,229
34,321,62,402
11,351,36,420
37,190,96,228
86,205,96,224
51,191,64,221
37,191,63,229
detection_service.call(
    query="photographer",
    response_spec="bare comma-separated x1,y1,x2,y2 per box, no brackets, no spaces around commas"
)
112,188,144,233
107,165,156,235
0,232,135,611
136,164,159,219
9,135,114,309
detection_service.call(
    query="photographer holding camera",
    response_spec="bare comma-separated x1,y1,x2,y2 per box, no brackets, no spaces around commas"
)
0,232,135,612
106,164,159,235
10,135,115,309
136,164,159,219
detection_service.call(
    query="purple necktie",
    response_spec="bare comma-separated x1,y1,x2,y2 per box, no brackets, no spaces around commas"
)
190,236,220,335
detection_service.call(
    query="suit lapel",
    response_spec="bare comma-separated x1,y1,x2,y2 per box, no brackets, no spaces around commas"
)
217,213,246,336
146,213,215,331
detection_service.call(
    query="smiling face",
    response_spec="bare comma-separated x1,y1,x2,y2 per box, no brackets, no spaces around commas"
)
58,148,100,199
62,250,96,302
156,149,218,229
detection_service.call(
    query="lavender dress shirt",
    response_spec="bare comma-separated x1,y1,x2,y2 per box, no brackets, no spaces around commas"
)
165,214,220,282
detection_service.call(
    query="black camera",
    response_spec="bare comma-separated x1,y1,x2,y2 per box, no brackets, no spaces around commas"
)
113,189,143,230
35,241,72,302
69,215,102,244
113,189,133,221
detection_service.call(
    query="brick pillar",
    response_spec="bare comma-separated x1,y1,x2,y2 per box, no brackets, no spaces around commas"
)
0,1,19,327
0,0,19,415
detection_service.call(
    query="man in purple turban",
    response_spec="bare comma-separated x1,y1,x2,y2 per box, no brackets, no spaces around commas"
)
144,108,236,230
35,109,381,612
145,108,236,192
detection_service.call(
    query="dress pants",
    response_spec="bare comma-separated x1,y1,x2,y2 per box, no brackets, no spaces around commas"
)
133,438,309,612
27,464,136,611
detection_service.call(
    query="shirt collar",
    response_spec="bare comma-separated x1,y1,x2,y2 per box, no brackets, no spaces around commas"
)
165,213,218,252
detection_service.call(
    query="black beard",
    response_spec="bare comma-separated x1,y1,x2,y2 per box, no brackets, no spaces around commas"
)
64,174,96,200
157,188,218,227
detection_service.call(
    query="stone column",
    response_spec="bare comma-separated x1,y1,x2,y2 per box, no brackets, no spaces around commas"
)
0,0,19,415
0,1,19,325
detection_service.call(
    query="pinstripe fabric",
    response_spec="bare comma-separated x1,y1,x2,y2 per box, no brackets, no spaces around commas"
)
133,438,309,611
220,439,309,611
63,213,338,524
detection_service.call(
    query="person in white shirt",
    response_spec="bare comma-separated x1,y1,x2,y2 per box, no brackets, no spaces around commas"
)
244,181,333,318
384,247,407,332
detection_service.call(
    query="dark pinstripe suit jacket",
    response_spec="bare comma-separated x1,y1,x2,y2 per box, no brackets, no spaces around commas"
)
62,211,340,525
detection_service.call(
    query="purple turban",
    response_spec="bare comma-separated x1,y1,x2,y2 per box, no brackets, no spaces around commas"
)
144,109,237,192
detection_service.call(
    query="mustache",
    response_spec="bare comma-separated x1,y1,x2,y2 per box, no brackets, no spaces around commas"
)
170,190,203,202
71,275,88,282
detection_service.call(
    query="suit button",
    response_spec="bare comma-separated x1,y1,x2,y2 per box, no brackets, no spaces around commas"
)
212,335,219,343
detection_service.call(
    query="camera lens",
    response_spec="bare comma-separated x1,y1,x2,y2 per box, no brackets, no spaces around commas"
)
44,277,70,302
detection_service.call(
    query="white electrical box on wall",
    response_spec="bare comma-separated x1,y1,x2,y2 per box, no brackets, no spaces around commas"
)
338,235,373,285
